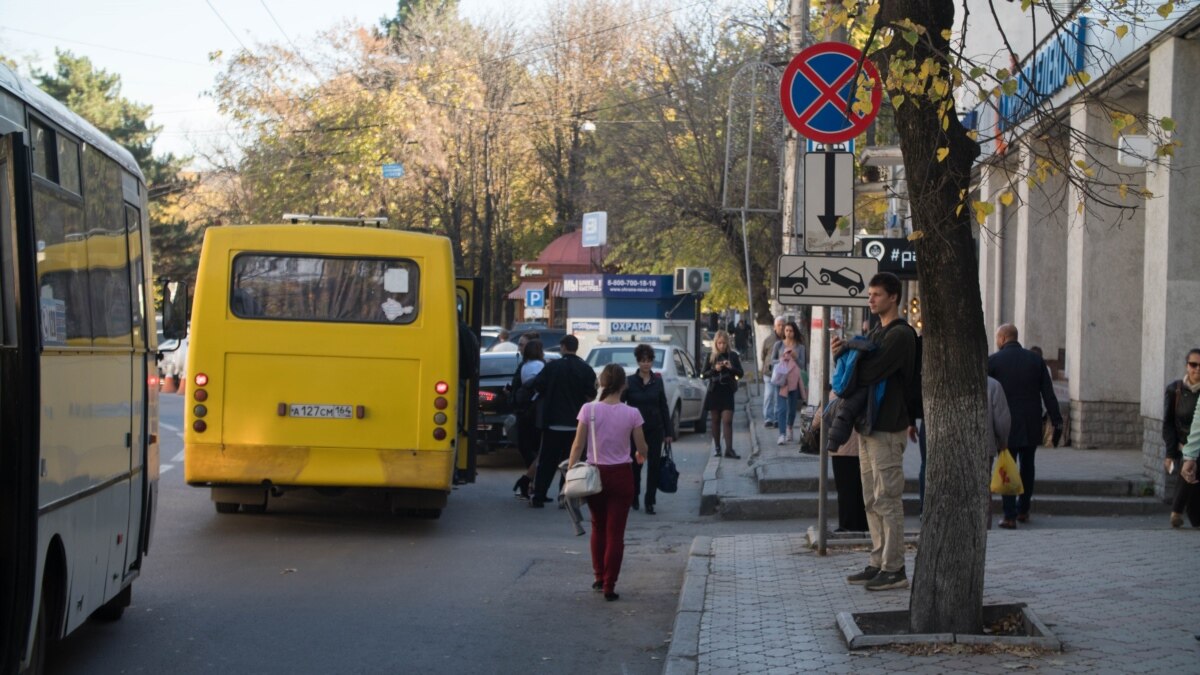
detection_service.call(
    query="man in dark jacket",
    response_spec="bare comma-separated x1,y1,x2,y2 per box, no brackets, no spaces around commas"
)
529,334,597,507
987,324,1063,529
832,272,917,592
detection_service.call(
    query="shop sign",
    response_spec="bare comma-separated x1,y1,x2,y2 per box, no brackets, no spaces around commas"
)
610,321,653,333
571,320,601,332
519,264,544,277
999,18,1087,129
603,275,663,298
562,274,604,297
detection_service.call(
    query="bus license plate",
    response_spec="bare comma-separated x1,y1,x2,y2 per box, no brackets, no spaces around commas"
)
289,404,353,419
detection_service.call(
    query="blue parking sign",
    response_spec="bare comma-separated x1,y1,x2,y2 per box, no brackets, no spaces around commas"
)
526,289,544,308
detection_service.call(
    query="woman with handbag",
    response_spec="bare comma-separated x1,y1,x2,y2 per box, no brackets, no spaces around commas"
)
1162,348,1200,527
623,343,673,515
702,330,744,459
566,363,648,601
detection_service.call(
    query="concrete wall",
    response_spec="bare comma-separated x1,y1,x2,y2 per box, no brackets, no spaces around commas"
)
1065,102,1146,448
1142,36,1200,494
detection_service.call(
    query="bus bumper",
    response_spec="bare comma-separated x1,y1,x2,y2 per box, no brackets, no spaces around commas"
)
184,443,455,491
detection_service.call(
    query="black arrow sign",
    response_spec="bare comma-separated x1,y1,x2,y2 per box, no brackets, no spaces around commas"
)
817,151,841,237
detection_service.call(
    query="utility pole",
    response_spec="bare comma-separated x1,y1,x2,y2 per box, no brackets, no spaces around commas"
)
780,0,808,261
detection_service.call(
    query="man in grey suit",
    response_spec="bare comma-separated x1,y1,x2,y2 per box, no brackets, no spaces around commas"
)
987,324,1063,529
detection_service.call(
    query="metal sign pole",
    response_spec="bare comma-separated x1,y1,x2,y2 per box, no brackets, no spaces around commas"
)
816,305,830,555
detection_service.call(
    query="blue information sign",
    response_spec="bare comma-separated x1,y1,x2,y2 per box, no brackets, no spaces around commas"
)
382,163,405,179
525,288,545,308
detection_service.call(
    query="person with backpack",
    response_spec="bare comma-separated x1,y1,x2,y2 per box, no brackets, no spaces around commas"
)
510,338,546,500
832,272,917,592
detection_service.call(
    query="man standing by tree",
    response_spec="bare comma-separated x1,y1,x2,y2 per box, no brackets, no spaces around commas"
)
834,272,917,591
988,324,1063,529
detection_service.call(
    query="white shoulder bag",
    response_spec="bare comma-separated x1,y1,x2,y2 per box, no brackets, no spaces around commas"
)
563,403,603,498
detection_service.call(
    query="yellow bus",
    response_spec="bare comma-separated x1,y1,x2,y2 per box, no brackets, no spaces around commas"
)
183,223,466,518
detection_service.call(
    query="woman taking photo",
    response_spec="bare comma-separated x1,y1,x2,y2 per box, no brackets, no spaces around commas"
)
1163,347,1200,527
702,330,743,459
623,344,672,515
567,364,648,601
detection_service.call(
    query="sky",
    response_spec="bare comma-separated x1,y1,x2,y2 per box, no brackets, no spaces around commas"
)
0,0,542,163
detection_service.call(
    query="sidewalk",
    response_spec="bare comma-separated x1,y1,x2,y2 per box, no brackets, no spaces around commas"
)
702,388,1160,519
666,529,1199,674
670,387,1199,674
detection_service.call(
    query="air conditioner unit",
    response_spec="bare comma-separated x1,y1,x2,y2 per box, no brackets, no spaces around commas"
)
673,267,712,295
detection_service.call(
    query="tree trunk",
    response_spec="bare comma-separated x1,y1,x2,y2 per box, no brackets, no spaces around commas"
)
873,0,991,635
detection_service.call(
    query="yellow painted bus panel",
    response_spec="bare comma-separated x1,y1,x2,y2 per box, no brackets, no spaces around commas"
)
220,353,424,450
184,443,454,489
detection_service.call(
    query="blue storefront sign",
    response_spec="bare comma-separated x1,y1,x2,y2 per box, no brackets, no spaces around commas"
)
562,274,672,299
998,18,1088,129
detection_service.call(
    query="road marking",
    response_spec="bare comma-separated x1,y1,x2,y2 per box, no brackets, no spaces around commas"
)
161,464,176,474
171,450,185,463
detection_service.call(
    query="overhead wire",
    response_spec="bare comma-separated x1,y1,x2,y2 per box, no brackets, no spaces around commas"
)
0,25,212,67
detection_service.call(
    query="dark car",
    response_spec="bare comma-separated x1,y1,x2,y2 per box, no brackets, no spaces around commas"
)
476,351,560,453
507,324,567,352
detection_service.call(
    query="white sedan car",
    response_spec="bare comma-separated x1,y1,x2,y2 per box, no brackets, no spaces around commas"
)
583,342,707,436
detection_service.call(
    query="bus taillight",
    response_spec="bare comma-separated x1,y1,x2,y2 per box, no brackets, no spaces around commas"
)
193,420,207,433
435,381,449,395
195,373,209,387
433,428,447,441
434,397,448,410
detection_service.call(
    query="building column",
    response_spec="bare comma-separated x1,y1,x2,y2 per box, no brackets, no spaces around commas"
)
1013,141,1069,368
1065,102,1146,448
976,165,1002,334
1142,36,1200,494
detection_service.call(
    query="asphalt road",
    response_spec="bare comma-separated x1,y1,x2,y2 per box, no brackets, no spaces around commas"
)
44,394,785,675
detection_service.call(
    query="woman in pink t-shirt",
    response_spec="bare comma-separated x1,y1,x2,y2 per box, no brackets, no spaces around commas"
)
567,364,648,601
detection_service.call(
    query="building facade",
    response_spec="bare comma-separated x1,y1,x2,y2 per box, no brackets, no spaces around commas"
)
961,3,1200,495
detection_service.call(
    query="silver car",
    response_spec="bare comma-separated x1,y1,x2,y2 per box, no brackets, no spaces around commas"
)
583,342,707,436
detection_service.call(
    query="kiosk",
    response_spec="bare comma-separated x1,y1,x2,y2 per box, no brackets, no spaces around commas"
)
560,274,699,359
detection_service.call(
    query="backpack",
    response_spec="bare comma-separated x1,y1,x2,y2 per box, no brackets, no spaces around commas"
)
511,360,537,417
883,321,923,422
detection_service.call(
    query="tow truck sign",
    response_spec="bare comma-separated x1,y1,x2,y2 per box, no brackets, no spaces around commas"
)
775,255,878,307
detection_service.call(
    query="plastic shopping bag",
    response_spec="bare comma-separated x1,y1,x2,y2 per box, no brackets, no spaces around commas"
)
990,449,1024,496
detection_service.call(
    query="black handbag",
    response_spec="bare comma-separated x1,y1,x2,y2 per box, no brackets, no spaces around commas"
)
657,440,680,494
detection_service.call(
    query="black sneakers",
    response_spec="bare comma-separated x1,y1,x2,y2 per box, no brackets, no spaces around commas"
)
864,567,909,591
846,565,880,584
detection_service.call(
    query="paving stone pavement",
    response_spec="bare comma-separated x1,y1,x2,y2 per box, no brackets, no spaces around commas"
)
667,528,1200,674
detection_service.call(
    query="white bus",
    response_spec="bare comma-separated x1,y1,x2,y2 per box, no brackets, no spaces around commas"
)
0,63,185,674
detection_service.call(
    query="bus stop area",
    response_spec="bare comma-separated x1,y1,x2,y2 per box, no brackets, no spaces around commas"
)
666,386,1192,674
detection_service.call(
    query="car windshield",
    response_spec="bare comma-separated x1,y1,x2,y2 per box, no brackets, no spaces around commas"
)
586,347,664,369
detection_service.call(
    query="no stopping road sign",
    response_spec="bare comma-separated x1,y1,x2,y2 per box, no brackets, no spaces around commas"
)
780,42,882,144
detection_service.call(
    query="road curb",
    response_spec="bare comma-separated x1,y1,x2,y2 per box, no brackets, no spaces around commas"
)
664,536,712,675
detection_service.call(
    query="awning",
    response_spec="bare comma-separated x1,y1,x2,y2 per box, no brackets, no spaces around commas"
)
507,280,547,301
550,281,562,297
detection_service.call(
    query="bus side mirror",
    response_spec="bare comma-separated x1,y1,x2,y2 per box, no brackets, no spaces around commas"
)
162,280,190,340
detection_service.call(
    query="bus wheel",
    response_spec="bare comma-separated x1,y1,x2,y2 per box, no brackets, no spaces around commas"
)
214,502,240,514
93,584,131,622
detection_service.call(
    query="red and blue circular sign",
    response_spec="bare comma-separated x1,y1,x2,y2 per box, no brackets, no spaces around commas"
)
780,42,882,144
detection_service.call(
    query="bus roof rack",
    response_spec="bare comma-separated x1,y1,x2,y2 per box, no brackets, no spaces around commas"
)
282,214,388,227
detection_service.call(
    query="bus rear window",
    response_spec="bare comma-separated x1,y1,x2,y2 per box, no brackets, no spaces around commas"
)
230,254,419,325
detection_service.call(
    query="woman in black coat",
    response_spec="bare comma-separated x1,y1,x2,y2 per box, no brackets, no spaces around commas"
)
623,343,673,515
1163,347,1200,527
702,330,743,459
